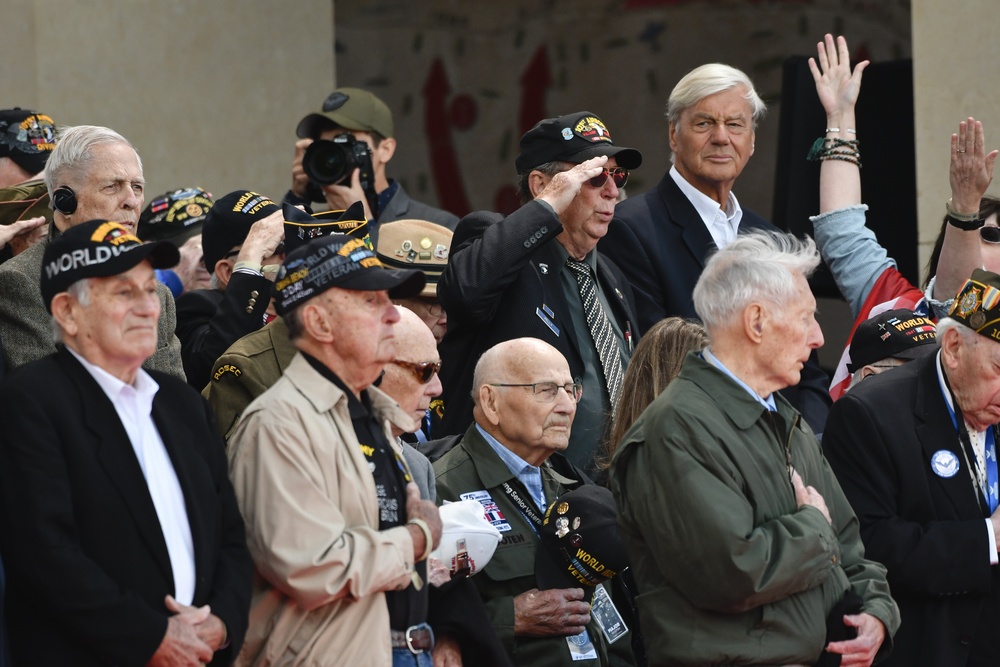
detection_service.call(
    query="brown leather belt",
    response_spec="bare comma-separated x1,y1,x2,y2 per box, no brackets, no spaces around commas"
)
390,624,435,653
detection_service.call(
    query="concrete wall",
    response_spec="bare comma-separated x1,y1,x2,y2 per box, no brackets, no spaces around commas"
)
912,0,1000,268
0,0,335,205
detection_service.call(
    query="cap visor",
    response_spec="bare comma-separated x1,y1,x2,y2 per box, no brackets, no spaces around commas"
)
534,542,593,591
338,266,426,299
571,145,643,169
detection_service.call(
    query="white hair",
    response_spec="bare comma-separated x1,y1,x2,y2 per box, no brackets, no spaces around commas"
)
44,125,142,196
693,230,820,332
936,316,978,343
666,63,767,127
51,278,92,344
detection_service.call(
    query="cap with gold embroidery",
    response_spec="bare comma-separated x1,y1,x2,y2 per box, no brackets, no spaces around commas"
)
376,219,453,298
949,268,1000,338
282,201,370,253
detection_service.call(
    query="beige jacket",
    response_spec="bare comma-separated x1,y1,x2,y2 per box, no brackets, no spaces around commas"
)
228,352,418,666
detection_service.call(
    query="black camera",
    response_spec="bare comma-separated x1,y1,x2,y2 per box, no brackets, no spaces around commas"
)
302,134,375,202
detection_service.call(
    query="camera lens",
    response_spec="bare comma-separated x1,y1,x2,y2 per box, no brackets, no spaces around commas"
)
302,139,351,186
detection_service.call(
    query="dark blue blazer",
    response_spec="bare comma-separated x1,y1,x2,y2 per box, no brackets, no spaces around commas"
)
603,171,831,432
824,354,1000,666
0,347,252,666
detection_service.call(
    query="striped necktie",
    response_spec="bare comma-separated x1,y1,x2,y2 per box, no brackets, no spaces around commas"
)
565,258,624,410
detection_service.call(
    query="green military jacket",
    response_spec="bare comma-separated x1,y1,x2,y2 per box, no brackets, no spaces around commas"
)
610,352,900,666
202,317,296,440
434,424,634,667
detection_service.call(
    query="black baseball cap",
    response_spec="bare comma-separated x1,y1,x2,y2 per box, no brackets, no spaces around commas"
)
137,187,214,247
847,308,937,373
201,190,280,272
282,201,370,254
41,219,179,312
535,485,629,590
0,109,57,176
274,233,425,316
515,111,642,174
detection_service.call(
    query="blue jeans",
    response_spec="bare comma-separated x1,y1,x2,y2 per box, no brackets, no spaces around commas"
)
392,647,433,667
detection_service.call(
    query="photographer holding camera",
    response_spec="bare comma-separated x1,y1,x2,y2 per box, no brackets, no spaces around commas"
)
286,87,458,245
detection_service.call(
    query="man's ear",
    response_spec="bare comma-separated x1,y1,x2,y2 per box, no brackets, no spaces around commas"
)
668,121,679,154
374,136,397,165
478,384,502,427
50,292,79,338
528,170,550,199
213,258,234,288
939,326,963,370
743,303,765,343
300,302,334,343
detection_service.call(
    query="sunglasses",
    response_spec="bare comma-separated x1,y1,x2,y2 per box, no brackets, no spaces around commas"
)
981,226,1000,244
588,167,629,189
390,359,441,384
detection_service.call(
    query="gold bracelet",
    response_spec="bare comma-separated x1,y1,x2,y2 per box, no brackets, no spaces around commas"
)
407,518,434,561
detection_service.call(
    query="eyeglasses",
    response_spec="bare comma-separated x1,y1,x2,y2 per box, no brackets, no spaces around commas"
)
588,167,629,189
390,359,441,384
981,226,1000,244
490,382,584,403
415,297,444,318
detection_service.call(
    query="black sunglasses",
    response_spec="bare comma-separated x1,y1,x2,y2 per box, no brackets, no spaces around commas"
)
390,360,441,384
981,226,1000,244
588,167,629,189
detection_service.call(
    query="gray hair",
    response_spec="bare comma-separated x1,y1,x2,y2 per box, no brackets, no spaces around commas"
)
51,278,92,344
693,230,820,331
44,125,142,196
936,316,978,343
666,63,767,128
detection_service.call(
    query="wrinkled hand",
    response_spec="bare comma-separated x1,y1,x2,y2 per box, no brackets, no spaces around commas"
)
536,155,608,217
432,633,463,667
405,482,442,557
164,595,227,653
949,117,998,214
426,556,451,587
291,138,313,199
825,612,886,667
173,236,211,293
808,34,868,118
792,469,832,525
322,168,374,221
147,609,214,666
513,587,591,637
236,208,285,265
0,215,47,254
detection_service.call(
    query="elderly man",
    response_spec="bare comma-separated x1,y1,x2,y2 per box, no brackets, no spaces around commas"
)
286,87,457,241
824,269,1000,666
174,189,285,389
0,219,252,666
137,186,216,297
434,337,632,666
610,231,899,666
227,233,444,666
437,112,641,474
0,124,184,377
601,64,830,431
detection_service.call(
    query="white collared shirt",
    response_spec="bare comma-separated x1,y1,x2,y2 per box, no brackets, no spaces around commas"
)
68,348,197,603
670,165,744,249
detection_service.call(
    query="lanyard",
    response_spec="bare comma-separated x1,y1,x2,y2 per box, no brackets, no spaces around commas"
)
500,480,545,537
941,373,999,514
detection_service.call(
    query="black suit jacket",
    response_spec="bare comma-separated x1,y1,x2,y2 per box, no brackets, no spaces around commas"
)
436,200,638,440
0,347,252,666
603,171,832,432
824,353,1000,667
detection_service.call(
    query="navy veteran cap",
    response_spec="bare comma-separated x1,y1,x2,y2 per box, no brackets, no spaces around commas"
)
296,87,394,140
949,268,1000,340
201,190,280,272
376,218,452,298
0,109,56,176
274,234,425,316
515,111,642,174
138,187,214,246
282,201,370,254
535,485,629,590
41,219,179,312
847,309,938,373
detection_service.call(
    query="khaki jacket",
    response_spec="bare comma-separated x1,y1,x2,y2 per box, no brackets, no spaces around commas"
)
228,352,418,666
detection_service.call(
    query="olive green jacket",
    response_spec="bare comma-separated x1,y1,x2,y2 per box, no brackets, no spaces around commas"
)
434,424,634,667
609,352,900,666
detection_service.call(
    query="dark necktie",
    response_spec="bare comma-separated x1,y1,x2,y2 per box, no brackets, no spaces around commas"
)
565,258,624,410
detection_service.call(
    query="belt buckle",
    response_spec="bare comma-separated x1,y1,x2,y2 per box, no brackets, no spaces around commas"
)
405,624,433,654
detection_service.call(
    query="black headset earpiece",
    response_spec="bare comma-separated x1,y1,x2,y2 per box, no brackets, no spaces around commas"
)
52,186,77,215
